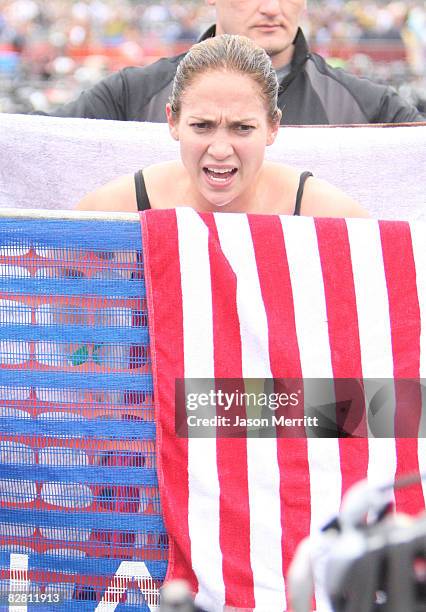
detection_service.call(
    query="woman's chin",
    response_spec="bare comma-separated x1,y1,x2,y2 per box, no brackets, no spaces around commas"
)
197,188,240,211
211,200,232,209
203,195,236,210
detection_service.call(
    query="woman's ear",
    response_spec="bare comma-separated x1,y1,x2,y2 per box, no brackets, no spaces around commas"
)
266,113,281,146
166,103,179,141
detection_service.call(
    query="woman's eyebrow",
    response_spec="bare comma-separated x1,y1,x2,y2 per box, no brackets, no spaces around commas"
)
188,116,216,122
228,118,258,125
186,116,259,126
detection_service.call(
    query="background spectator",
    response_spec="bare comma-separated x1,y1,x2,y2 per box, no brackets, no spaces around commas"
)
0,0,425,114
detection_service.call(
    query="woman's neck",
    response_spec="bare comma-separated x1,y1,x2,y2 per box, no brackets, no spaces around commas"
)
184,170,264,214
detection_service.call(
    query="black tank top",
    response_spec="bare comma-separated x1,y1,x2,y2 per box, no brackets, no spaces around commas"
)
134,169,313,215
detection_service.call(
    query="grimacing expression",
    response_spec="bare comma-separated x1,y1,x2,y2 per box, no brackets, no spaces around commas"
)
166,70,279,212
207,0,306,67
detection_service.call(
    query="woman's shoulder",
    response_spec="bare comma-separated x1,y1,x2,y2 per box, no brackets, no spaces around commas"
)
76,173,136,212
299,176,369,218
263,161,306,193
143,160,182,182
264,161,300,179
143,161,186,209
263,162,369,218
260,162,306,214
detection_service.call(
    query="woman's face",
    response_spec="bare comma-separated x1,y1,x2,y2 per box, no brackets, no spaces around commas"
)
166,70,279,211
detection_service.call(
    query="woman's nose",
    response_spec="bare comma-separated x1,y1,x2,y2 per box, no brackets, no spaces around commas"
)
207,135,234,160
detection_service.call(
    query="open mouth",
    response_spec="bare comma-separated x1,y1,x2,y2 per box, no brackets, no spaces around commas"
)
203,167,238,184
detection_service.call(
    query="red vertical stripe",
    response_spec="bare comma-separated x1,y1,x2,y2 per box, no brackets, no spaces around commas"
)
315,218,369,496
140,210,197,589
379,221,424,514
200,213,255,609
249,215,310,591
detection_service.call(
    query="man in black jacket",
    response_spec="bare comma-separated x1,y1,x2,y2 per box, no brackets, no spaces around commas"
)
46,0,424,124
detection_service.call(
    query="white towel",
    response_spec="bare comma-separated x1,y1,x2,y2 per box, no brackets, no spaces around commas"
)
0,113,425,220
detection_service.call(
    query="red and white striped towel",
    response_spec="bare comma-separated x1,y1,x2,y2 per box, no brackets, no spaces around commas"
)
141,209,426,612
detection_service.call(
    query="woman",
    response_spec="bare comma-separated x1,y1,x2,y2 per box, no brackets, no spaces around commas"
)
77,34,368,218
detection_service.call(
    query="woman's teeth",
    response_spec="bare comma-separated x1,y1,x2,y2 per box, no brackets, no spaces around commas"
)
204,168,237,182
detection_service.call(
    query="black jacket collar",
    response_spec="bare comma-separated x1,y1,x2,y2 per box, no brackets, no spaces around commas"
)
199,24,216,41
290,28,310,69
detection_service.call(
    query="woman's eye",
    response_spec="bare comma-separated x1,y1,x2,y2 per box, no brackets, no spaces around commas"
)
191,123,209,130
236,125,255,133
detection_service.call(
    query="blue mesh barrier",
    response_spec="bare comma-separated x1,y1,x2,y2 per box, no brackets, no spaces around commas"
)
0,215,167,610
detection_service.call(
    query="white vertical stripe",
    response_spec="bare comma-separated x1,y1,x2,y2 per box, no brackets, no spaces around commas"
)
346,219,397,493
215,213,286,611
281,216,341,612
410,221,426,504
281,216,342,532
214,213,272,378
176,209,225,611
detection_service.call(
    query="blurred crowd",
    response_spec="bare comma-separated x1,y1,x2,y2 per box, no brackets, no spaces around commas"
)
308,1,426,74
0,0,425,113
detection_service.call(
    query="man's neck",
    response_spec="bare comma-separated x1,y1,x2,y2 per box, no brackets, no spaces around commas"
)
270,44,296,70
275,62,292,83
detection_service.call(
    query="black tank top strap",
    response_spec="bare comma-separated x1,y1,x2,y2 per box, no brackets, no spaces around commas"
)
293,171,313,216
134,169,151,211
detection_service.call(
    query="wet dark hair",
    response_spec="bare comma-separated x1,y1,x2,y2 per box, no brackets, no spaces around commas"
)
169,34,281,124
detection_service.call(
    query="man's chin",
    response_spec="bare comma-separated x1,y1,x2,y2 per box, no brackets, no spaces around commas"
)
249,31,293,61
